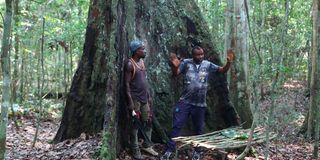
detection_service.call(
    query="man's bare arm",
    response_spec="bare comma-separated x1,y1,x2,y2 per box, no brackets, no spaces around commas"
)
124,61,135,111
169,53,181,76
219,48,234,73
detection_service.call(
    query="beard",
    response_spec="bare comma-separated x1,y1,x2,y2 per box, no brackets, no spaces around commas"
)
141,51,146,58
194,59,203,64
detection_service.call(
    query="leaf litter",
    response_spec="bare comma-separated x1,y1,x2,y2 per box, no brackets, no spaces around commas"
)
6,80,316,159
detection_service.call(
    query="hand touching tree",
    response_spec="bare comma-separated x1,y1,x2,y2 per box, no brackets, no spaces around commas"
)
169,53,181,68
227,48,234,63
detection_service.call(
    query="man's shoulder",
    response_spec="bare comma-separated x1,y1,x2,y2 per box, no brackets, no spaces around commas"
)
202,60,211,64
125,59,134,70
201,60,212,66
182,58,193,63
126,58,132,63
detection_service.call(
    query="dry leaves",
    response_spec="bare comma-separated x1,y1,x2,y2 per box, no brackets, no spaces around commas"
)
5,80,316,160
7,117,101,160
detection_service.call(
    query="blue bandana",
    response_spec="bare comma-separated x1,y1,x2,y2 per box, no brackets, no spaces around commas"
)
130,40,143,55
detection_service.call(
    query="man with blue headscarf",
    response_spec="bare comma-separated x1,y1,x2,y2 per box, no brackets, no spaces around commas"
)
124,40,158,159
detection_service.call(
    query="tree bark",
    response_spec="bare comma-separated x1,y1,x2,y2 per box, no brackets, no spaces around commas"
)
0,0,13,159
54,0,113,142
307,0,317,138
227,0,252,128
10,0,20,129
12,0,19,103
303,0,320,142
55,0,244,155
114,0,241,149
19,50,25,104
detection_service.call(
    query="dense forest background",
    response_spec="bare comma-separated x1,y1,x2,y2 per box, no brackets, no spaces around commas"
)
0,0,318,159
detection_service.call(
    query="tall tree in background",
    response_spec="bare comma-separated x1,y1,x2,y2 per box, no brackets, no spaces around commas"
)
306,0,320,144
298,0,316,138
0,0,13,159
310,0,320,158
12,0,19,104
225,0,252,128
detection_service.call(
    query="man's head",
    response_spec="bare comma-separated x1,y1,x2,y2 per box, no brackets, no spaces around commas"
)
130,40,146,58
192,46,204,64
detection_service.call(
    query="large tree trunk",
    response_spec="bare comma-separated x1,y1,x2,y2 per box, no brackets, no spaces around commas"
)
115,0,241,143
54,0,243,154
54,0,113,143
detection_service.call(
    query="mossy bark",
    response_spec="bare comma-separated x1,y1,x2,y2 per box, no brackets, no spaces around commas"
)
0,0,13,159
116,0,240,139
54,0,242,157
54,0,114,143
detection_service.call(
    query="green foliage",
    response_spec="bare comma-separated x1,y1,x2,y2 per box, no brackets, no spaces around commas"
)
250,0,312,83
197,0,227,54
2,0,90,121
9,103,29,117
8,97,64,120
11,0,89,83
221,128,256,140
197,0,312,84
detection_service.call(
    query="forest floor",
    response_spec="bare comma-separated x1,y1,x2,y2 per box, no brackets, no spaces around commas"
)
6,80,314,160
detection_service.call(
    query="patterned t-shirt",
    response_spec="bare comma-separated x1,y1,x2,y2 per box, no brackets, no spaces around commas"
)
178,59,220,107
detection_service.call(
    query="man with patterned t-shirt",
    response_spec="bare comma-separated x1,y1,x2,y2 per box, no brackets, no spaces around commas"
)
161,46,236,160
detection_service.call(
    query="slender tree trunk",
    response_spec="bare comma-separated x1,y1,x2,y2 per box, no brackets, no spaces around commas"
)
69,42,72,85
236,53,261,160
308,0,320,156
12,0,19,103
56,47,61,99
26,50,33,100
307,0,320,147
227,0,252,128
10,0,19,129
259,0,265,101
0,0,13,159
224,0,234,57
19,50,25,104
312,2,320,155
308,42,312,90
215,0,241,130
264,72,279,160
279,0,289,84
33,18,45,148
62,42,68,96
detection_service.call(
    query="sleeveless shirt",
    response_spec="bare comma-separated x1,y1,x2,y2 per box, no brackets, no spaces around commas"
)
129,59,149,103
